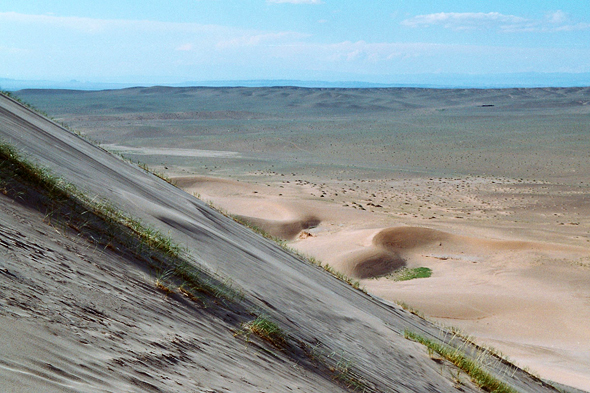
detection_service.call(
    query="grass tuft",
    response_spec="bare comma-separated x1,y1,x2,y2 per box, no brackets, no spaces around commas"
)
404,330,519,393
394,300,424,318
387,267,432,281
329,352,372,391
243,315,287,348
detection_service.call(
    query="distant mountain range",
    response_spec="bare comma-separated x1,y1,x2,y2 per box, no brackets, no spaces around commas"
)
2,73,590,91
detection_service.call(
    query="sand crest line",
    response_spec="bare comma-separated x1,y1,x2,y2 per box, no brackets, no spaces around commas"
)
103,143,241,158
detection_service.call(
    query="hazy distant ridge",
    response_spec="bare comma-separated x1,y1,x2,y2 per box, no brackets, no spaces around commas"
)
3,72,590,91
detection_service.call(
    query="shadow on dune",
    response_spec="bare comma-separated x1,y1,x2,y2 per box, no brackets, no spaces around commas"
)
340,248,406,279
374,226,539,252
340,227,448,280
235,215,321,241
373,227,452,251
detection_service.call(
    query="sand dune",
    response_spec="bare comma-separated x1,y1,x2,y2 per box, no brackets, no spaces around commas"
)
234,214,321,240
8,87,590,392
373,226,453,250
4,92,556,393
339,248,405,279
176,174,590,392
175,175,325,240
372,226,559,254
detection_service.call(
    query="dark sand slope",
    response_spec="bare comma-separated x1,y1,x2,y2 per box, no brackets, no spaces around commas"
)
0,193,351,393
0,98,567,391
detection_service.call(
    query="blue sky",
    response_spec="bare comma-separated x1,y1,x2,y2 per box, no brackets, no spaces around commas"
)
1,0,590,86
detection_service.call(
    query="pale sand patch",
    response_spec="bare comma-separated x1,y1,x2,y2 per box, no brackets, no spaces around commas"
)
174,174,590,391
103,144,241,158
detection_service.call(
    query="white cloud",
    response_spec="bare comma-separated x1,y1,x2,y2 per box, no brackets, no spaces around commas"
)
0,12,308,53
2,11,589,81
216,31,310,49
268,40,466,65
0,11,219,34
277,40,590,75
176,44,194,52
0,12,110,33
267,0,323,4
401,11,590,33
401,12,529,31
546,10,568,24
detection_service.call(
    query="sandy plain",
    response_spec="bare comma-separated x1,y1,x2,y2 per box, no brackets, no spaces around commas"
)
16,86,590,391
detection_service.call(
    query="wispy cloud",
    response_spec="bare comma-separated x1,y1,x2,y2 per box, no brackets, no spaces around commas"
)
546,10,567,24
260,37,590,75
176,43,194,52
216,31,311,49
0,11,222,34
265,40,479,68
0,11,305,50
0,12,316,78
401,11,590,32
2,11,589,81
542,11,590,32
0,12,112,33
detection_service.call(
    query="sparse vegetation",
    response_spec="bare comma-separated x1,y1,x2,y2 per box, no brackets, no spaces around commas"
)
394,300,424,318
1,90,50,118
387,267,432,281
230,214,288,248
301,342,373,392
154,268,176,295
329,352,372,391
2,90,569,393
243,314,287,348
136,160,173,184
404,330,519,393
0,139,239,308
319,261,363,290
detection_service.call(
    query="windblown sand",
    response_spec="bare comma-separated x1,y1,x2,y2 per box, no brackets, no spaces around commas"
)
17,86,590,391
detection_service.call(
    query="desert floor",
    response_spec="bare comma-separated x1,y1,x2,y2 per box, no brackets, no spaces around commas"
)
18,86,590,391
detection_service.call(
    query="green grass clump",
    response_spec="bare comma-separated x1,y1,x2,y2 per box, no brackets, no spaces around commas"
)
172,260,244,303
0,141,74,204
0,140,182,259
244,315,287,348
404,330,519,393
387,267,432,282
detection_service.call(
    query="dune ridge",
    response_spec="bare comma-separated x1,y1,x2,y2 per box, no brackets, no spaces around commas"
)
234,214,321,241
